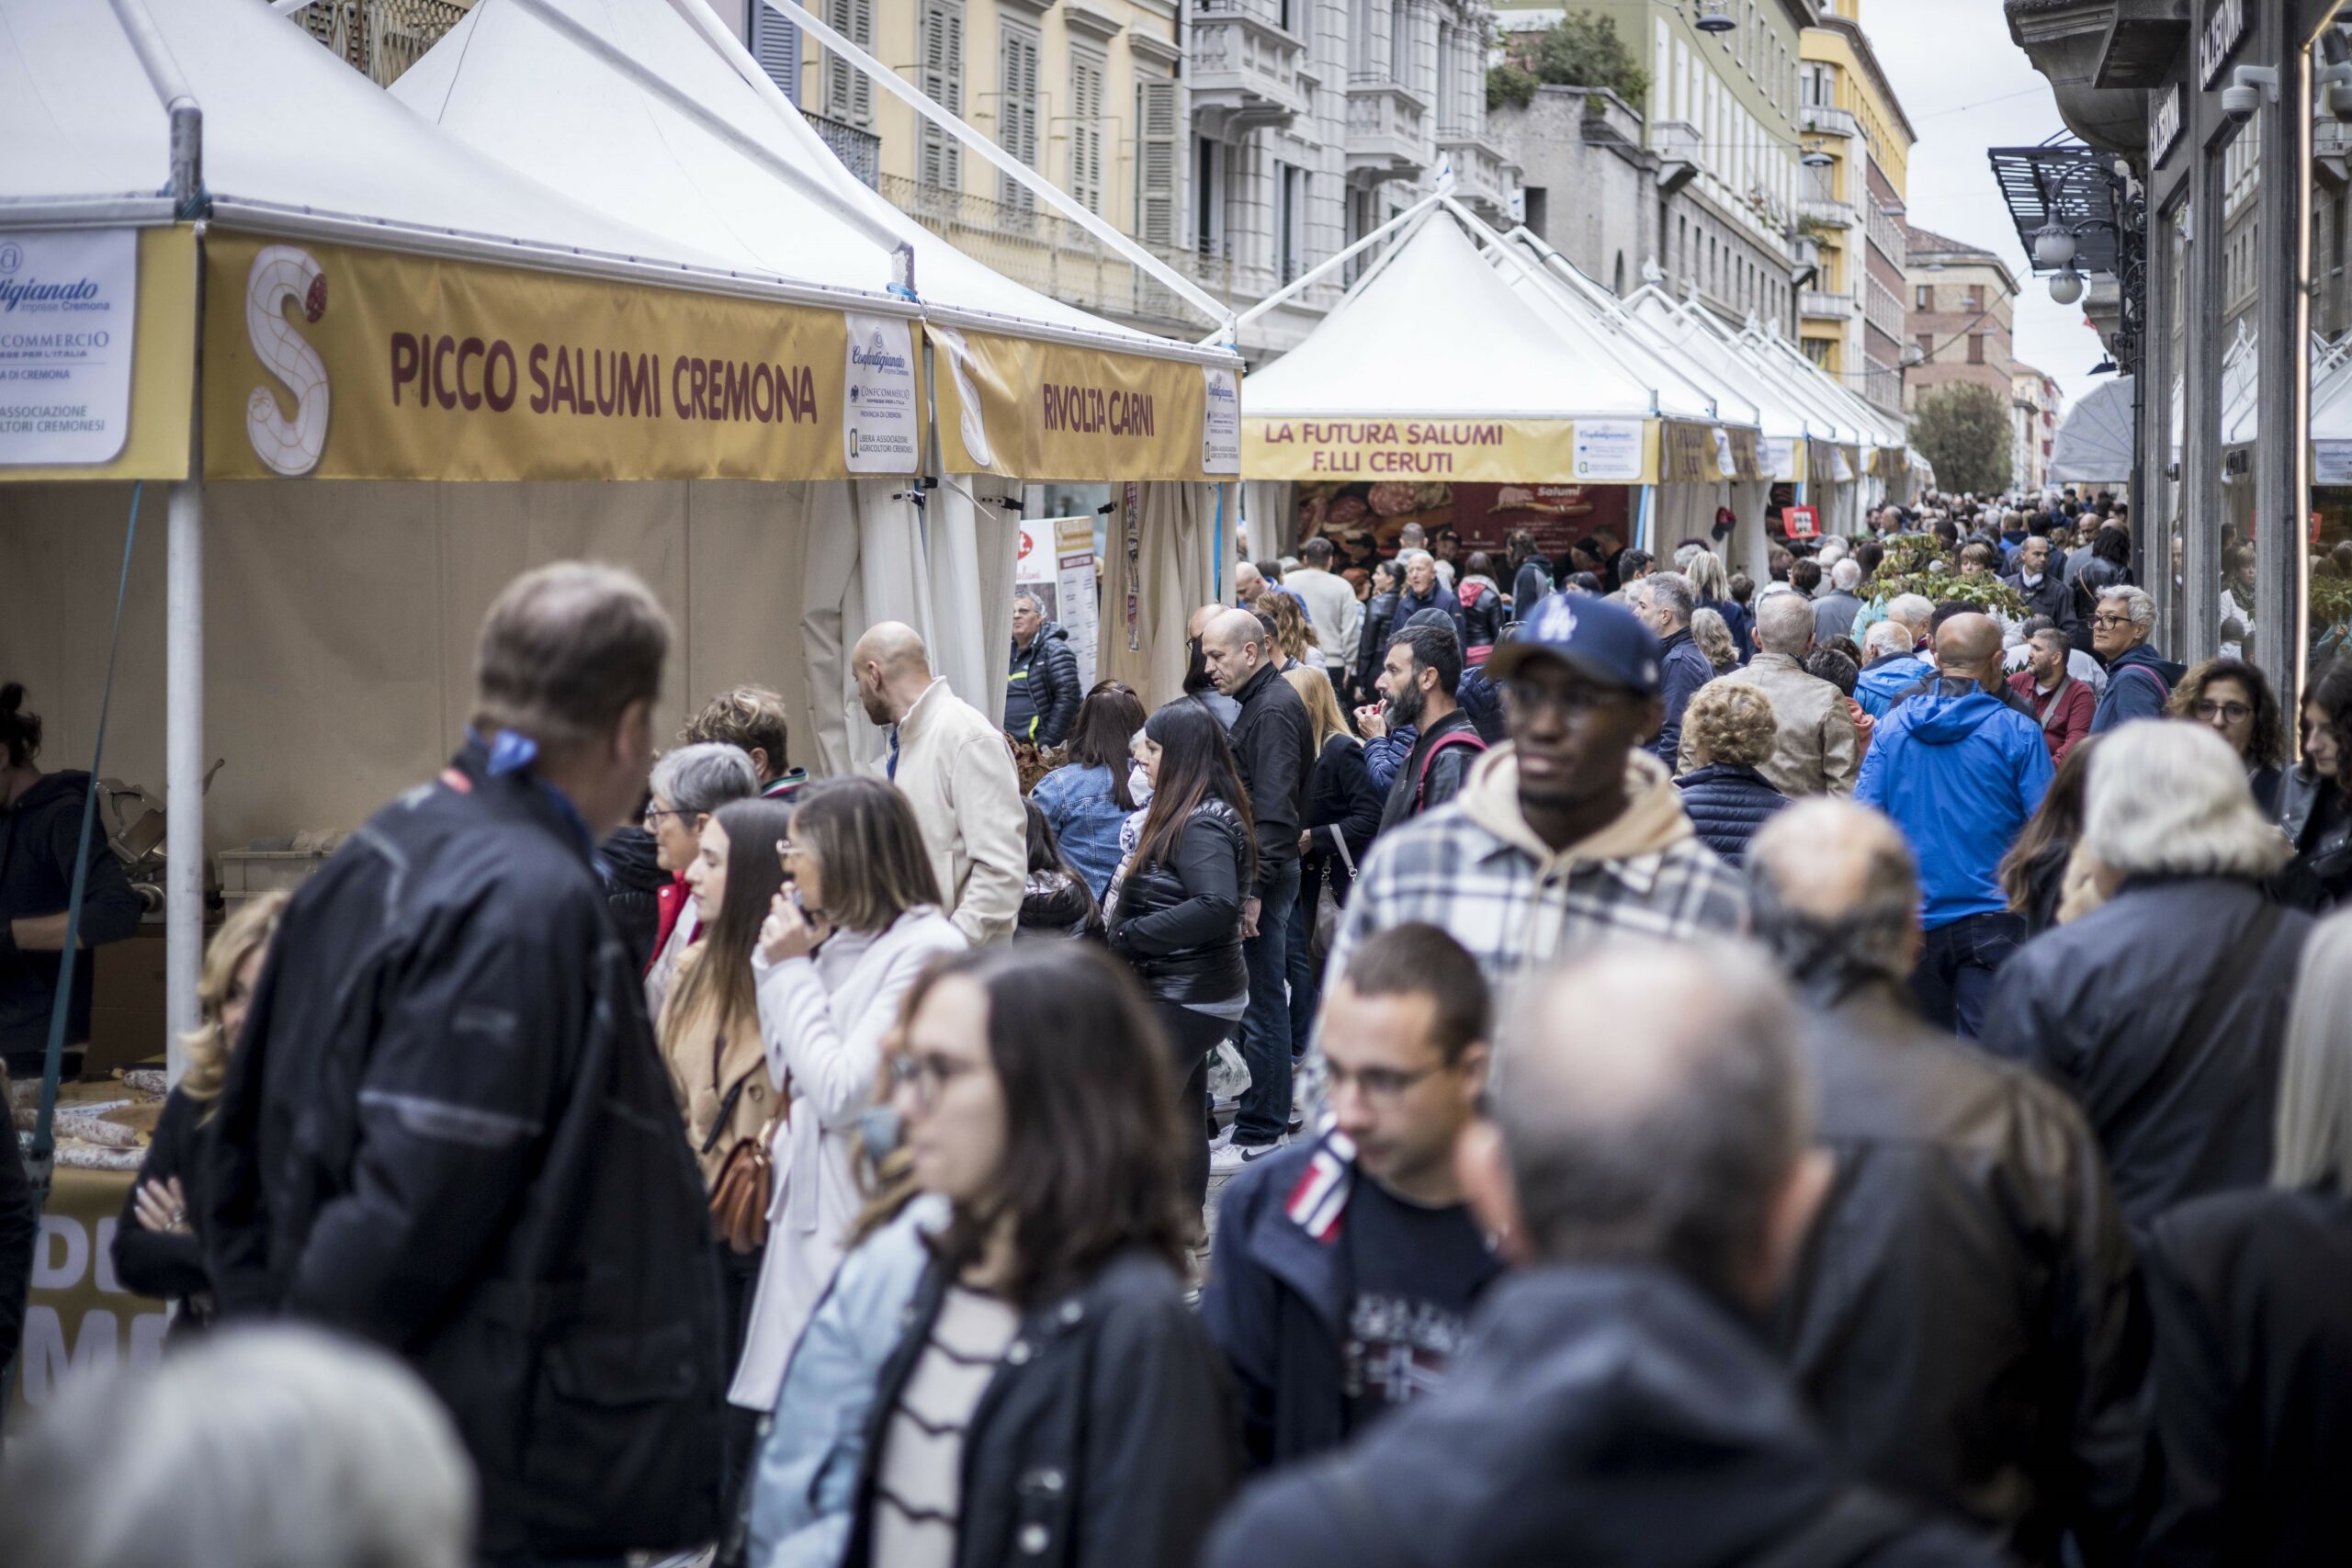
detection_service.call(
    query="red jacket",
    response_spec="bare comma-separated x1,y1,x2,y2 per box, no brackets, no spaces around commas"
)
649,873,693,976
2007,671,2095,764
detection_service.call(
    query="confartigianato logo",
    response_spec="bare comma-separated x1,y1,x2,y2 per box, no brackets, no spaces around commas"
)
850,333,910,375
0,275,102,312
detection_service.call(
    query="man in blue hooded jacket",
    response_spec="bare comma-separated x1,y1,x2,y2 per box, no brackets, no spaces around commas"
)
1856,613,2052,1038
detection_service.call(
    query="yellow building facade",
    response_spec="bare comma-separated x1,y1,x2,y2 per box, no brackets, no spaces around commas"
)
1797,0,1913,417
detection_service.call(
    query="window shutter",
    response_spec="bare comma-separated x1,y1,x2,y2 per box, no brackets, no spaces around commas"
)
1069,51,1104,215
1000,26,1039,211
822,0,873,126
1136,76,1179,247
749,0,799,105
918,0,963,193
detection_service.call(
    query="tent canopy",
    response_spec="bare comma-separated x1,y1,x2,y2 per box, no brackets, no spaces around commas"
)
2049,374,2134,486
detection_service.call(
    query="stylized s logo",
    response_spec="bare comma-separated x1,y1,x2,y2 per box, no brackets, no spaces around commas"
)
244,246,330,476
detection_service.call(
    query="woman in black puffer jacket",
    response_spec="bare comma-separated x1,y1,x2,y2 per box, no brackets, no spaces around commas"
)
1351,561,1403,706
1107,700,1255,1211
1673,681,1791,869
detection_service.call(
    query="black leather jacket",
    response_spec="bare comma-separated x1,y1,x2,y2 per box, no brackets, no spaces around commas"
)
2274,764,2352,911
1775,979,2150,1567
1108,800,1250,1005
847,1247,1238,1568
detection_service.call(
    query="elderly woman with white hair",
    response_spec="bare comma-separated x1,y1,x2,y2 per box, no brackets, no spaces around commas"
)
2139,908,2352,1562
641,739,760,1020
1979,720,2315,1234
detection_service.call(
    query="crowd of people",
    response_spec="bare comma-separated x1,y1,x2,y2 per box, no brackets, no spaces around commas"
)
6,481,2352,1568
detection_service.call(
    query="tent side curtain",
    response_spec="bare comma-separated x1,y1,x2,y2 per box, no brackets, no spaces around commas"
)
1659,421,1767,483
1238,415,1662,485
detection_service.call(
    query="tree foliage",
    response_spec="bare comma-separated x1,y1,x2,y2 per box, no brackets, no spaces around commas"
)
1488,14,1649,113
1871,533,2027,618
1909,383,2014,499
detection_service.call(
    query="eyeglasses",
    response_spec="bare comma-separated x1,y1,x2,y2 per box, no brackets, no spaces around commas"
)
2195,700,2254,724
1323,1060,1443,1104
2089,614,2134,630
887,1050,982,1110
1500,678,1630,718
642,805,687,829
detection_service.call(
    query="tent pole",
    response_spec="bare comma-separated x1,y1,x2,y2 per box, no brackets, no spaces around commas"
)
164,465,203,1081
1219,191,1442,344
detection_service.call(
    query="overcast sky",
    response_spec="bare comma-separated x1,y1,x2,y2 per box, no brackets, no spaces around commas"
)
1860,0,2109,418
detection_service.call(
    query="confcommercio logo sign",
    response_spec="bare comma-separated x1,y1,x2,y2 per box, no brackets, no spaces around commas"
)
244,245,331,476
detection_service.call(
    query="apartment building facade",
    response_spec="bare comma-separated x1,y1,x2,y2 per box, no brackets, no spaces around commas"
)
1795,0,1912,418
2010,363,2059,495
1904,227,2018,411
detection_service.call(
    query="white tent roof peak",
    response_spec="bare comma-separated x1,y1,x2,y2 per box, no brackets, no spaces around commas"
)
0,0,797,288
393,0,1225,363
1243,214,1667,422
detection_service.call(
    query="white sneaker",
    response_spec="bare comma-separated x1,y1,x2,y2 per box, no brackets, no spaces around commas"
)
1208,1122,1238,1152
1209,1134,1287,1175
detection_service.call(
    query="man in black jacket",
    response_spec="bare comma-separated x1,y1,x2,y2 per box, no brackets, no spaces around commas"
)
1204,942,2004,1568
1204,608,1316,1171
1002,592,1080,748
1628,571,1713,771
2003,535,2078,641
1752,801,2150,1567
202,564,726,1566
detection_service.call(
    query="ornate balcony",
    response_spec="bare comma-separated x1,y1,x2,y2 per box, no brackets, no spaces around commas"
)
1800,196,1859,230
1345,78,1430,186
1191,0,1305,139
1801,288,1861,320
1798,103,1860,141
1438,133,1516,221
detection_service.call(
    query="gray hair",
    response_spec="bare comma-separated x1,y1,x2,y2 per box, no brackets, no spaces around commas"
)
2082,720,2292,881
1863,619,1913,660
1642,571,1696,627
1496,941,1810,1304
1682,549,1730,601
1012,591,1043,614
2274,909,2352,1187
1817,537,1849,567
1749,800,1919,990
1673,542,1708,573
2098,584,2155,632
2030,626,2072,660
0,1326,474,1568
1830,558,1862,592
1755,591,1816,657
650,740,758,818
1885,592,1935,633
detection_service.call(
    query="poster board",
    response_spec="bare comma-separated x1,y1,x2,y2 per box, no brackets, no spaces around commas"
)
9,1166,170,1416
1016,516,1098,692
1783,504,1820,540
1293,481,1633,577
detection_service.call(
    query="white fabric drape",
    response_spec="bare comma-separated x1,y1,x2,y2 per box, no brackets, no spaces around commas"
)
1099,481,1216,709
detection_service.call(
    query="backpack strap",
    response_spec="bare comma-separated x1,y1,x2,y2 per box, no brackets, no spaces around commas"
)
2120,662,2172,706
1412,729,1488,810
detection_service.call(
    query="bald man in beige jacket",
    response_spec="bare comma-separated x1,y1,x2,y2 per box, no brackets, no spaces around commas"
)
853,622,1025,944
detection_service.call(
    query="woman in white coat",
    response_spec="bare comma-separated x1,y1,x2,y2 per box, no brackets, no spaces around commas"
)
729,776,967,1413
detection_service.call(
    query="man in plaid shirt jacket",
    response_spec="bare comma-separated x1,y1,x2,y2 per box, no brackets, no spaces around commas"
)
1324,593,1749,1005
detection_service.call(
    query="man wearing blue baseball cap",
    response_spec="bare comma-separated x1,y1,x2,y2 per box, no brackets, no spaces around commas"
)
1319,592,1749,1005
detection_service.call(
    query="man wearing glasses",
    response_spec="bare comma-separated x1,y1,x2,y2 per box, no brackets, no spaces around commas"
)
1319,593,1749,1005
1204,923,1500,1470
2087,585,2186,735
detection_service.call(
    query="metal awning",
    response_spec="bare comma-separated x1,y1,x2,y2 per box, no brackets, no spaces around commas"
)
1988,142,2125,276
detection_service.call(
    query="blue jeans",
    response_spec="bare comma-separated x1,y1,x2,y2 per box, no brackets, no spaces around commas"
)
1235,858,1302,1145
1911,909,2025,1039
1286,860,1324,1063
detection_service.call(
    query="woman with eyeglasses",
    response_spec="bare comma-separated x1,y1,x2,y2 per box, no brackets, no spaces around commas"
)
640,741,760,1021
1104,700,1255,1213
848,943,1236,1568
656,795,797,1490
729,777,967,1418
2168,657,2289,818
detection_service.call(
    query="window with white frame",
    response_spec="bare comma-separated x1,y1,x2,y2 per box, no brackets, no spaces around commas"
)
1069,47,1106,214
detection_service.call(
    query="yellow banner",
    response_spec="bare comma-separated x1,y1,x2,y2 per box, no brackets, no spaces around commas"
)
931,325,1227,482
1659,421,1769,484
202,231,916,481
1241,415,1660,485
11,1165,170,1416
0,225,198,483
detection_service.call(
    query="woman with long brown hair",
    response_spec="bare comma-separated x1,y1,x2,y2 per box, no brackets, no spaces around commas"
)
848,943,1235,1568
730,777,967,1416
1997,736,2099,937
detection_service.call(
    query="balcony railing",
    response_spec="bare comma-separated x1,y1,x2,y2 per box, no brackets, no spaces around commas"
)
1800,196,1858,230
1801,288,1860,320
1191,0,1305,137
808,114,881,189
300,0,470,86
1798,104,1860,140
1345,79,1430,183
1437,133,1514,218
878,174,1234,332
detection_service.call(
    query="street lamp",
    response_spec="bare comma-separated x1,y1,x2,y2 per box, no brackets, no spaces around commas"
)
1802,144,1834,168
1694,5,1736,33
2049,267,2085,306
1900,343,1925,367
2031,223,2076,268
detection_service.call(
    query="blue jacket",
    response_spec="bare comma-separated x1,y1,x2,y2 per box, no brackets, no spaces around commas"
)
1201,1130,1361,1470
746,1196,945,1568
1857,687,2053,930
2089,644,2187,735
1394,583,1465,643
1030,762,1130,900
1672,763,1789,868
1363,727,1417,794
1855,652,1933,719
1653,629,1716,771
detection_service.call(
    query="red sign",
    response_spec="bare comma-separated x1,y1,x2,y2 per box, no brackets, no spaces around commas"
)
1783,504,1820,540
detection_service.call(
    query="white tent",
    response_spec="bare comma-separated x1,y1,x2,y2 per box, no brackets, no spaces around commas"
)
2049,375,2135,486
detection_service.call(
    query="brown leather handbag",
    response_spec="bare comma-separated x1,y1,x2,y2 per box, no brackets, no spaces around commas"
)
704,1072,785,1255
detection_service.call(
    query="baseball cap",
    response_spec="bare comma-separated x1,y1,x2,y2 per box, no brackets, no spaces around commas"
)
1485,592,1662,696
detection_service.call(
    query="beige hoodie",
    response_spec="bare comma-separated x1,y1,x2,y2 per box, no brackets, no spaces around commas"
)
1457,743,1698,869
